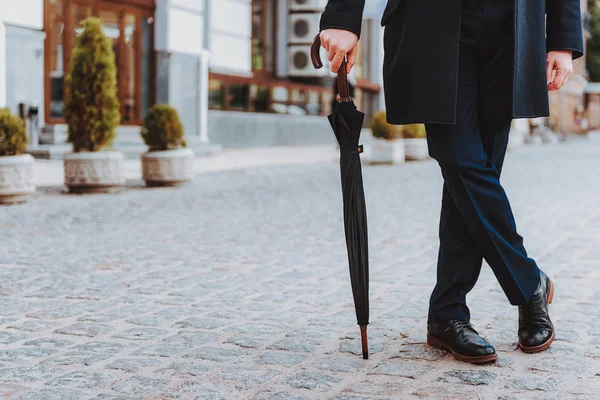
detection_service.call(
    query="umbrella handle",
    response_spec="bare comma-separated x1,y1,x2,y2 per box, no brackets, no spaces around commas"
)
311,34,351,100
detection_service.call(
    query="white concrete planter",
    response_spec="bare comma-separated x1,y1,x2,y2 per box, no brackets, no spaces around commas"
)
0,154,36,204
370,138,405,164
64,151,125,193
405,138,429,161
141,148,194,186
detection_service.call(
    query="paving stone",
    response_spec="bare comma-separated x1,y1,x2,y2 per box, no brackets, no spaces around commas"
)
339,339,384,356
219,366,281,388
154,362,212,377
226,335,271,349
252,390,310,400
0,347,57,362
284,371,341,392
371,361,433,379
112,327,168,341
229,322,288,335
45,371,112,390
22,338,74,348
257,351,308,367
14,388,86,400
172,317,228,330
311,356,364,373
268,337,320,353
169,380,227,399
0,140,599,396
68,341,129,355
411,385,485,399
54,323,111,337
0,331,28,344
105,358,164,373
161,330,219,346
124,315,175,326
182,347,246,362
394,343,447,361
132,344,188,357
112,376,170,395
42,352,115,366
0,365,61,383
78,306,156,322
505,377,562,391
7,320,59,332
438,370,497,386
92,394,140,400
0,384,30,398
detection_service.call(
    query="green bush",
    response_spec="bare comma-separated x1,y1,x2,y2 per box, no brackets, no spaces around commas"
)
402,124,427,139
63,17,120,152
0,108,27,156
142,105,186,151
369,110,403,140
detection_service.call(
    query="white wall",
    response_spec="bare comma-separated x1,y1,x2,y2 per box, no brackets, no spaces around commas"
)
155,0,206,56
209,0,252,74
0,0,43,30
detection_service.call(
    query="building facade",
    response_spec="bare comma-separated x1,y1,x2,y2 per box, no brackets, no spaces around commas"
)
0,0,385,150
1,0,588,150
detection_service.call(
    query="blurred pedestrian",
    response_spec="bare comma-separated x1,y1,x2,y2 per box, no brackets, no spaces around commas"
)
318,0,583,363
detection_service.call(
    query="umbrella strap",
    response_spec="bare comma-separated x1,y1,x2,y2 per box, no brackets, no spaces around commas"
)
347,145,364,156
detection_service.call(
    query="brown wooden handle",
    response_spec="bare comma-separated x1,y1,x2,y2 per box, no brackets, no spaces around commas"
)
311,34,350,99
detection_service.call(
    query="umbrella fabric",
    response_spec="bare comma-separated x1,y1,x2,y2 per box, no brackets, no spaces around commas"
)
311,35,370,359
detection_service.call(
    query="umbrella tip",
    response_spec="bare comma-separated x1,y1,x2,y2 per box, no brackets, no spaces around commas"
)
360,325,368,360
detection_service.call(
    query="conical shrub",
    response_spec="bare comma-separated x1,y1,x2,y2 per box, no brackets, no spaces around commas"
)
63,17,120,152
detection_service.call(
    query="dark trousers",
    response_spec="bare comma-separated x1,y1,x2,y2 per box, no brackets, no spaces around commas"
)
426,0,541,323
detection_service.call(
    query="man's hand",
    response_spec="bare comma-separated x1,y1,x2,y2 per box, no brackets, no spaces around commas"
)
319,29,359,74
547,51,573,91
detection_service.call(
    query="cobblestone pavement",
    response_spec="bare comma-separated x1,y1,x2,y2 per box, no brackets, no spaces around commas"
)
1,136,599,400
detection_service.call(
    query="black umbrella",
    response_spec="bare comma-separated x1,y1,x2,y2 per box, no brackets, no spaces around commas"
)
311,35,370,359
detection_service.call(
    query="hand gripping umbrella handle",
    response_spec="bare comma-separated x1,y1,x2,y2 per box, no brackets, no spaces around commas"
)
311,34,351,99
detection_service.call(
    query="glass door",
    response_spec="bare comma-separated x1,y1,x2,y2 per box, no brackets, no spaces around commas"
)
45,0,154,125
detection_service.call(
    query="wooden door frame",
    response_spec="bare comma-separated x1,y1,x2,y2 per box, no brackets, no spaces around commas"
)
43,0,155,125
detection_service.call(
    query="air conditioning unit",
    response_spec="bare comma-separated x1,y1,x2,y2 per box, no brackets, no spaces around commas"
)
288,44,329,77
289,13,321,44
288,0,328,12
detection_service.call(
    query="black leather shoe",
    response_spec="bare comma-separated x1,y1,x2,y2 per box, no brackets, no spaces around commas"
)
427,319,497,364
518,270,555,353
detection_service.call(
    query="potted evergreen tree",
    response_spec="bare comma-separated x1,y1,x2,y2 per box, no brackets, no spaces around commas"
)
0,108,35,204
369,110,405,164
63,17,124,193
402,124,429,161
141,105,194,186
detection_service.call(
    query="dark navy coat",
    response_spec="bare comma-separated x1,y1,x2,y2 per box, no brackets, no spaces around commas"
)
320,0,584,124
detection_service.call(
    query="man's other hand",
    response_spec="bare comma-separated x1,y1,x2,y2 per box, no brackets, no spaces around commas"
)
320,29,359,74
547,51,573,91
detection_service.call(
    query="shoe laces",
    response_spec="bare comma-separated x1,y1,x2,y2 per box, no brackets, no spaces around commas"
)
446,319,478,334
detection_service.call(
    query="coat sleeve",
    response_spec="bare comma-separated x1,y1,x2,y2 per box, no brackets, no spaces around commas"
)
319,0,366,39
546,0,584,59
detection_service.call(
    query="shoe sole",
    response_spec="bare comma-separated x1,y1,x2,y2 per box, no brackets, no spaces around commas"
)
519,279,555,354
426,333,498,364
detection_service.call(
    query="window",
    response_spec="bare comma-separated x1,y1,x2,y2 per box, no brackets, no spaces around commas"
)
44,0,155,125
209,79,225,109
250,85,270,112
251,0,274,72
229,84,250,111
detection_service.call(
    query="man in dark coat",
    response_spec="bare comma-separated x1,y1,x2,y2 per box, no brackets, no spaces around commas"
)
319,0,584,363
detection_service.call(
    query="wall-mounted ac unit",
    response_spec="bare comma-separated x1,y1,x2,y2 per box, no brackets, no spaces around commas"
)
288,0,328,12
288,44,329,77
289,13,320,44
